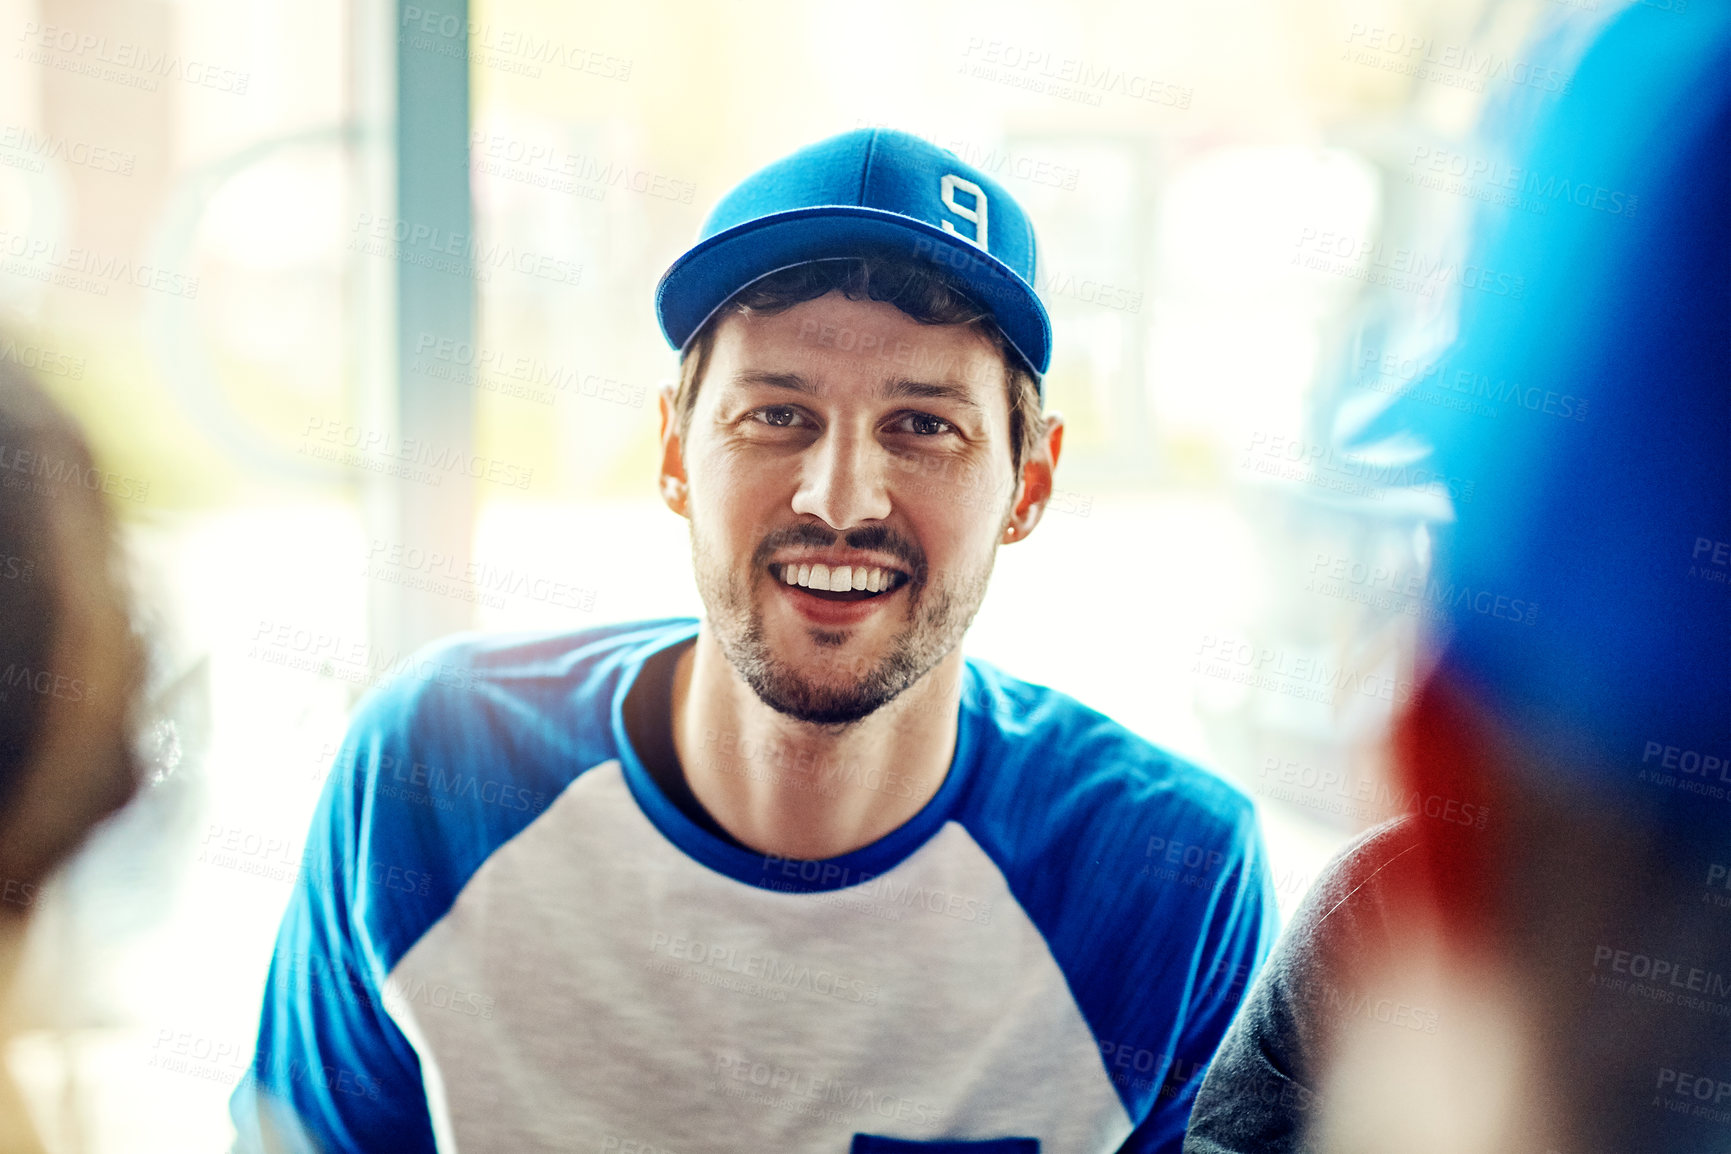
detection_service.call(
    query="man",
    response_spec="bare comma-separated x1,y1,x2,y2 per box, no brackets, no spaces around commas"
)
1187,4,1731,1151
233,129,1275,1153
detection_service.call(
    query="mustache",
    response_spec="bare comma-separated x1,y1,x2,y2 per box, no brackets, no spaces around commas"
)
751,523,927,582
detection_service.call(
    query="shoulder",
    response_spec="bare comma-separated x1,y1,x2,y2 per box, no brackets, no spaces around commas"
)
1280,816,1421,964
1232,816,1422,1048
1308,817,1420,902
1184,816,1423,1131
959,656,1261,858
953,660,1276,1125
348,616,694,749
357,615,694,710
953,657,1270,979
315,618,695,967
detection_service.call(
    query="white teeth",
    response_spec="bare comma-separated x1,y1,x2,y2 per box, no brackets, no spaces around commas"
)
780,561,897,593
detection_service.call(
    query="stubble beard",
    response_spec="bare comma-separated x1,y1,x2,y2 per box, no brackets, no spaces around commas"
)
689,522,995,728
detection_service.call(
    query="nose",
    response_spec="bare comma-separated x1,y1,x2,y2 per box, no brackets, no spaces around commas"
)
789,424,892,530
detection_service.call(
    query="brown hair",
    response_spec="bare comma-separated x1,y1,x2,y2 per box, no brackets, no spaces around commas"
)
0,351,125,810
673,258,1046,472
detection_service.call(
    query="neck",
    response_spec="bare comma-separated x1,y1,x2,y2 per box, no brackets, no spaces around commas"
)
670,625,963,860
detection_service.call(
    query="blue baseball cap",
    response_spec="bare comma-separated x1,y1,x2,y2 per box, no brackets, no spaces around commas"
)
654,128,1052,380
1364,3,1731,841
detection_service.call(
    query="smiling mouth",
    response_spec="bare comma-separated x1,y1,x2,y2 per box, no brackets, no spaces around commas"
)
770,562,909,602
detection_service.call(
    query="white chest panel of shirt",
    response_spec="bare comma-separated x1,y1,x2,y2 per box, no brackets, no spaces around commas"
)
384,761,1135,1153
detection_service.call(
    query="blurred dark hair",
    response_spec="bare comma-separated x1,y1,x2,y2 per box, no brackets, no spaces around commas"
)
0,348,113,809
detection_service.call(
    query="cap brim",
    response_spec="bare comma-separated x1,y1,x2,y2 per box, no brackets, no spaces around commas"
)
654,206,1051,377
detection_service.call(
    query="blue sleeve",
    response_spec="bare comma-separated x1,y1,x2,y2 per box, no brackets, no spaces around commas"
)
229,734,440,1154
1120,816,1278,1154
954,670,1283,1154
225,622,681,1151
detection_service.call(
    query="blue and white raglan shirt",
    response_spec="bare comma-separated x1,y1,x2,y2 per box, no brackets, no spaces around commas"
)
231,618,1276,1154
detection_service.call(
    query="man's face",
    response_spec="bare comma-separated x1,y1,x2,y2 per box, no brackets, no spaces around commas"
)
662,291,1040,726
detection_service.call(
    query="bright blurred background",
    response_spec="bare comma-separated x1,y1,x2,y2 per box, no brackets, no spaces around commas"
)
0,0,1606,1147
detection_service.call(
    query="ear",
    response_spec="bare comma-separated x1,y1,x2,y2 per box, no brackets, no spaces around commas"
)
657,384,689,518
1001,412,1064,544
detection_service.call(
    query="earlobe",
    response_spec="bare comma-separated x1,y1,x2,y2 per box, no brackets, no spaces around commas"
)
660,475,688,516
1002,411,1063,544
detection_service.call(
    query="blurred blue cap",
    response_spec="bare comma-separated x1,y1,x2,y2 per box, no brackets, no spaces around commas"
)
654,128,1052,380
1375,4,1731,826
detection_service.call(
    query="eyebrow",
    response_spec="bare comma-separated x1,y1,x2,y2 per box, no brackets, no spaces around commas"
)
729,371,988,419
732,370,817,395
884,378,988,419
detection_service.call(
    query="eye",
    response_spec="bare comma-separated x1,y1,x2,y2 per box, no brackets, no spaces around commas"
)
750,405,808,429
892,411,955,437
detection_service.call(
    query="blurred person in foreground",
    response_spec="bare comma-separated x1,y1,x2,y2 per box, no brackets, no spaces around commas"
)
1185,4,1731,1152
0,351,147,1149
233,128,1275,1152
